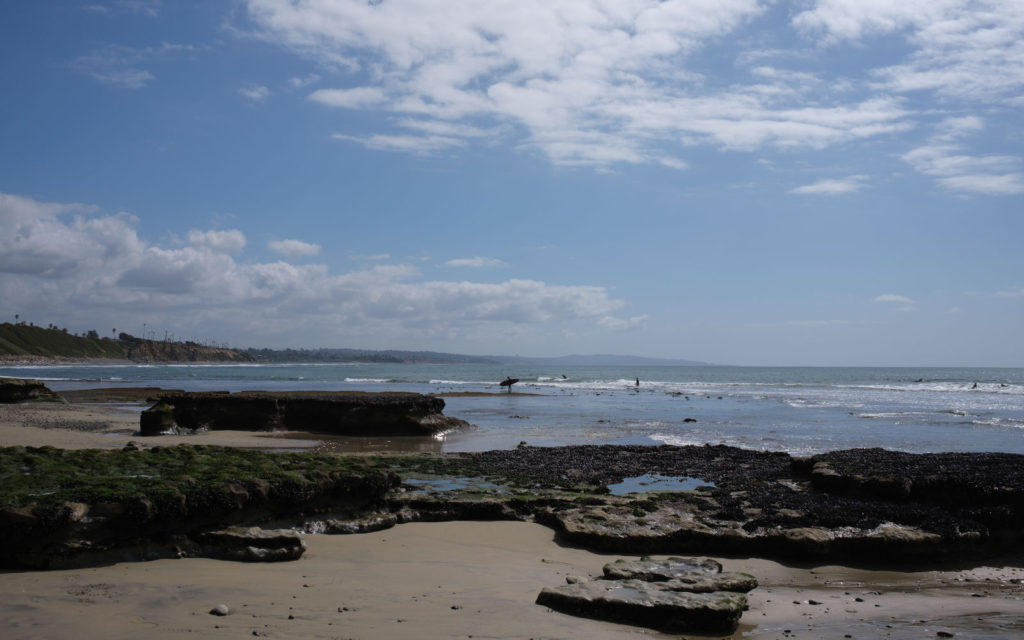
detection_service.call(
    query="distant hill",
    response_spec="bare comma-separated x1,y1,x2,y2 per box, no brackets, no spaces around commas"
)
246,347,502,365
500,354,713,367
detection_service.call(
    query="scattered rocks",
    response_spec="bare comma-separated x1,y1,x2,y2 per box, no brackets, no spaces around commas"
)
537,556,756,634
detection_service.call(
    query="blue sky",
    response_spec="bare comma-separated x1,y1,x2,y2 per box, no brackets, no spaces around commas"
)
1,0,1022,366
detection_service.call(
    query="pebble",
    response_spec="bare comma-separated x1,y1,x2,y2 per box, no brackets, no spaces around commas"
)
209,604,230,616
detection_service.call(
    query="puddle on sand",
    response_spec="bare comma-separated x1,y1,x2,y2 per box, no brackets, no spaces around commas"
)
607,474,713,495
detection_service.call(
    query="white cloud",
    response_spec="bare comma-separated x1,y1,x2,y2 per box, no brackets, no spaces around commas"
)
901,118,1024,195
309,87,387,108
0,191,637,346
445,257,506,268
240,84,271,102
333,132,466,154
874,294,915,304
246,0,919,169
598,315,648,331
874,293,916,311
269,238,321,257
790,175,868,195
71,42,196,88
795,1,1024,104
187,229,246,253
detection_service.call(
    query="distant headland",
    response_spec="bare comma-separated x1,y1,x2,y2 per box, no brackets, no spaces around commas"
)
0,321,711,366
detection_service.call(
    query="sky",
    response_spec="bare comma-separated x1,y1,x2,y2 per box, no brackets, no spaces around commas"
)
1,0,1022,367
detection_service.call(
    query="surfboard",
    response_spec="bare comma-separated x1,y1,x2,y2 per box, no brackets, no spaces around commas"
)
500,377,519,387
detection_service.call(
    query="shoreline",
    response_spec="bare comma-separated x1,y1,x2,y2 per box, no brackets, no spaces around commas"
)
1,394,1023,638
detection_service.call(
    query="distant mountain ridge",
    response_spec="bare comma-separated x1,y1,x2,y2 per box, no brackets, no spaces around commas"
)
501,354,713,367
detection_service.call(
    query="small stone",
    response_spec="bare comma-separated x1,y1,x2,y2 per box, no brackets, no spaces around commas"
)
937,632,954,638
209,604,230,616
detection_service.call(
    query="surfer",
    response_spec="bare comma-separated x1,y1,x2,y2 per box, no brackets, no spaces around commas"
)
635,377,640,388
501,376,518,393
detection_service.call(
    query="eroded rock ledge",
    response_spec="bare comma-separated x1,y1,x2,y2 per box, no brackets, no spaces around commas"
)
141,390,469,436
3,443,1023,570
537,557,757,634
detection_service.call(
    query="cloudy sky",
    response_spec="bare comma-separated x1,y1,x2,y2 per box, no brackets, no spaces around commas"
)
1,0,1022,366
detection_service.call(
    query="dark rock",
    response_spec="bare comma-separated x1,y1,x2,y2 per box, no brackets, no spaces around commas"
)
145,391,469,436
197,527,305,562
0,377,62,403
139,401,177,436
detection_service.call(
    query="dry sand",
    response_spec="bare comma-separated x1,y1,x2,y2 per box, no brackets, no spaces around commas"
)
1,400,1022,639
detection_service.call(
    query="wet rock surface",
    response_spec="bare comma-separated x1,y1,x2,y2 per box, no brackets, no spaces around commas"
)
392,444,1024,563
537,556,755,634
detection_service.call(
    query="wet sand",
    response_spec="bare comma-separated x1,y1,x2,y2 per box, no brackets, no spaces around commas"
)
1,398,1022,638
0,401,321,450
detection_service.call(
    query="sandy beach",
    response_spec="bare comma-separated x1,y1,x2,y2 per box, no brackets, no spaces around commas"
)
1,399,1022,639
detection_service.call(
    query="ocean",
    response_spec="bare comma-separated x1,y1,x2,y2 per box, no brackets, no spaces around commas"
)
3,363,1023,455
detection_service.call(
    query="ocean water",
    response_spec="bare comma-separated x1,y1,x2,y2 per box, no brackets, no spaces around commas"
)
2,363,1023,455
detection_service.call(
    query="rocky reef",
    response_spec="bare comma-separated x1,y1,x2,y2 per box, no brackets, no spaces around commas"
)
3,442,1022,571
381,444,1024,565
140,390,469,437
0,377,63,403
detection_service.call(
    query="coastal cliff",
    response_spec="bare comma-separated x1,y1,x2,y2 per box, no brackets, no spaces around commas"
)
0,323,252,363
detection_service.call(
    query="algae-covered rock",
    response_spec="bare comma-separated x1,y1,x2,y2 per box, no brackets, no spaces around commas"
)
0,377,62,403
139,401,176,435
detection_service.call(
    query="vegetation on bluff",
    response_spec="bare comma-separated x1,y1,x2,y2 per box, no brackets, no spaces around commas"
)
0,322,252,362
0,322,125,359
